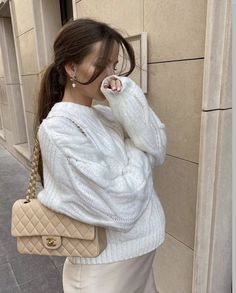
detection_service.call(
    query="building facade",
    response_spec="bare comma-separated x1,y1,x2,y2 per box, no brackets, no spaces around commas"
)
0,0,232,292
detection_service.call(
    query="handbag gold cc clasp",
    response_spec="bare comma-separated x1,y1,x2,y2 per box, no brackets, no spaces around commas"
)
47,237,57,247
42,236,61,250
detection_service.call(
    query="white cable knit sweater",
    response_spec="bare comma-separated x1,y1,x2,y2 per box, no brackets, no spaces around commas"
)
37,74,167,264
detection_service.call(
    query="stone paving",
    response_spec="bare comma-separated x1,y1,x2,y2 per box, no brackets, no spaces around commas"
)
0,145,65,293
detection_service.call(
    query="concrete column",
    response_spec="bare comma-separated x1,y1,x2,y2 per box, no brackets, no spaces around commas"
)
192,0,232,292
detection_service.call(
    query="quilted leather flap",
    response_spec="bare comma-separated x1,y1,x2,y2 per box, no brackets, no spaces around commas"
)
11,199,96,240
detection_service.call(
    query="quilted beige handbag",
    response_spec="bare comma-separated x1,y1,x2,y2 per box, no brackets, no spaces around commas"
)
11,138,107,257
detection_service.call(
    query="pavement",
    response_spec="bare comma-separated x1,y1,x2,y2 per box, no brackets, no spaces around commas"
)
0,144,65,293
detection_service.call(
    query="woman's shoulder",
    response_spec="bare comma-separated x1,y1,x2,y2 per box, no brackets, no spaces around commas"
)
38,115,88,148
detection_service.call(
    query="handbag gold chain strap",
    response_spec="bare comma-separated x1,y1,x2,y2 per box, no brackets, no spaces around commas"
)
25,138,40,202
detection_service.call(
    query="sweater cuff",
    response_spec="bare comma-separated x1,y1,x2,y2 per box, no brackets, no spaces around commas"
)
100,75,135,102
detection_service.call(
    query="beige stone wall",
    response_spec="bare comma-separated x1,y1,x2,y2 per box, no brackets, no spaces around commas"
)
0,47,5,136
0,17,29,166
192,0,232,292
0,0,61,167
0,0,36,167
9,0,46,157
0,0,231,292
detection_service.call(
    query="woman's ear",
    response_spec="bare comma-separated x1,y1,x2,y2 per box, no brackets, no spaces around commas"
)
64,62,77,77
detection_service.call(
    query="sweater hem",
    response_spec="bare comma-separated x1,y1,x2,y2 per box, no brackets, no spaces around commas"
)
67,232,165,265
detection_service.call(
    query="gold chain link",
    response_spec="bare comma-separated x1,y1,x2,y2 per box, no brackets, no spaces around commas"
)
25,138,40,202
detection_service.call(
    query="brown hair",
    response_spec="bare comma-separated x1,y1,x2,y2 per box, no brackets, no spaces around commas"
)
34,18,136,186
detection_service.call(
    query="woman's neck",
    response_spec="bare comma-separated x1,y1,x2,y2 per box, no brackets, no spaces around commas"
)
62,85,93,107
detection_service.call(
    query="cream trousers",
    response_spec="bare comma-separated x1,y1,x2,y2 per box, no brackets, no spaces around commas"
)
62,250,158,293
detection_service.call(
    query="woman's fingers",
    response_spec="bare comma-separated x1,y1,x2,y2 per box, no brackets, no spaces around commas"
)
110,79,117,90
108,79,122,91
116,80,122,91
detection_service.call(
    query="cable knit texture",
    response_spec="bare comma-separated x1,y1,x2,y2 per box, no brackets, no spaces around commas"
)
37,74,167,264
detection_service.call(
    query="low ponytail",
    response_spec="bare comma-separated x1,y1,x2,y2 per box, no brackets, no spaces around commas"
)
34,62,67,186
36,62,66,126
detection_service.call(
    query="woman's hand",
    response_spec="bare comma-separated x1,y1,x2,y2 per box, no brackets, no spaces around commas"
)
103,77,123,92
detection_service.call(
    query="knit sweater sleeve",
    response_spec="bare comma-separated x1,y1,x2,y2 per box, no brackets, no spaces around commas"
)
37,118,153,233
100,75,167,167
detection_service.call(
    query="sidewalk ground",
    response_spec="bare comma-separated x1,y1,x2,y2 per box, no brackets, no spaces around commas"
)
0,145,65,293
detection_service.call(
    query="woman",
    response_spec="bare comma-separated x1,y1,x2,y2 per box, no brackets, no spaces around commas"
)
35,18,166,293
